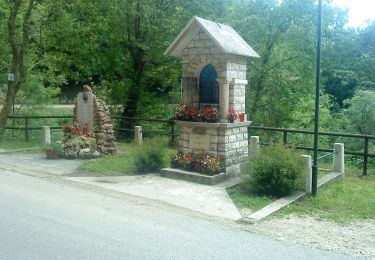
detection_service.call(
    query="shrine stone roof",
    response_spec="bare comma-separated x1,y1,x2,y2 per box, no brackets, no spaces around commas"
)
164,16,259,58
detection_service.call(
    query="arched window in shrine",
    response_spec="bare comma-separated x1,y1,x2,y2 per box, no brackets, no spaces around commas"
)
199,64,219,107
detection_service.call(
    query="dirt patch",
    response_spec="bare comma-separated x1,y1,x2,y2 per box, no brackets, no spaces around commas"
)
250,215,375,259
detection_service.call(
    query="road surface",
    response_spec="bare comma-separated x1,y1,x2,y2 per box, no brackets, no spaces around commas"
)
0,169,355,259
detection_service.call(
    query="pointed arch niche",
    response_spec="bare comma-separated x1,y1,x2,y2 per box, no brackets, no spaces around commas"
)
199,64,219,107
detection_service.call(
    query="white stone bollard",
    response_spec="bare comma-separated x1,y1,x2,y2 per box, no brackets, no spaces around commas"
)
42,126,51,145
301,155,312,193
249,136,259,159
333,143,345,174
134,126,143,145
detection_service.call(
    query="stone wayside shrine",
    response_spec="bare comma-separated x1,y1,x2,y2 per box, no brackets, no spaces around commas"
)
162,16,259,184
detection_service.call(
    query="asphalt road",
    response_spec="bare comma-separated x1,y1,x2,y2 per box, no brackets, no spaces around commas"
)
0,170,355,260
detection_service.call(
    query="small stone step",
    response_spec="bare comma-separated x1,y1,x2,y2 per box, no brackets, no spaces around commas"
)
161,168,229,185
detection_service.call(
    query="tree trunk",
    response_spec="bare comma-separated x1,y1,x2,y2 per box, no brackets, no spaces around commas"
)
0,0,35,131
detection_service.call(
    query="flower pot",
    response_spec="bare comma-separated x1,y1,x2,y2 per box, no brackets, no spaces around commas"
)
228,118,234,123
45,149,59,159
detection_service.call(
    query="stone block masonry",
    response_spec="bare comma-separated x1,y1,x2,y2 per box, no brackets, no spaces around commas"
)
74,91,116,155
177,121,251,174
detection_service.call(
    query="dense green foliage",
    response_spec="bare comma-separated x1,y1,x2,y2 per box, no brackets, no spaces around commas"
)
249,145,304,197
0,0,374,135
134,139,167,172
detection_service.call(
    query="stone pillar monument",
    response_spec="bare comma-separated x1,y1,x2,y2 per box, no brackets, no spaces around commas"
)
164,16,259,176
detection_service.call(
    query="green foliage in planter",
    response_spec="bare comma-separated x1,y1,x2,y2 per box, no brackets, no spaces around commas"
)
134,139,167,173
249,145,303,197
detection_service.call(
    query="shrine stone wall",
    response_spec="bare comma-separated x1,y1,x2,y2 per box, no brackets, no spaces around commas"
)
180,29,248,114
177,121,250,173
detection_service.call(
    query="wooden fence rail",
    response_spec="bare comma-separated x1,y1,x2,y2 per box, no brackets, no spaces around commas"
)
5,115,374,175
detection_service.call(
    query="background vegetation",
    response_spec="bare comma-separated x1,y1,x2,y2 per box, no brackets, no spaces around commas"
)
0,0,374,144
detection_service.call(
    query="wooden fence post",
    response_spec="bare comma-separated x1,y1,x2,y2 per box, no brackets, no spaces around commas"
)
363,138,369,176
170,121,176,146
25,118,30,142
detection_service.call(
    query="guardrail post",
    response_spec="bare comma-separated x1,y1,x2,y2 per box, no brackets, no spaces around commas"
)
301,155,312,193
249,136,259,159
42,126,51,145
170,121,176,146
134,126,143,145
25,118,30,142
333,143,345,175
363,138,369,176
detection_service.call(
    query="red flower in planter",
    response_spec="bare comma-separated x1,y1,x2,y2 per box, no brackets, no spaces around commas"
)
183,153,193,162
227,108,238,122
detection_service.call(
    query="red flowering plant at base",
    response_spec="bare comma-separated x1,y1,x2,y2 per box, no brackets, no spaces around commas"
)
60,122,98,159
171,152,224,175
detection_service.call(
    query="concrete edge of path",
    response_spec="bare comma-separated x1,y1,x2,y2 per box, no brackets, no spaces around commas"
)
0,162,236,226
241,172,343,223
0,147,41,154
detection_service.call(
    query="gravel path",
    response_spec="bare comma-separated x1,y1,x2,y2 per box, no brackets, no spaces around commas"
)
249,215,375,259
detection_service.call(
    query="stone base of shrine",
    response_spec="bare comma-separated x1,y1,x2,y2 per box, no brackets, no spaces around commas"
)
176,120,251,172
161,160,248,185
161,168,229,185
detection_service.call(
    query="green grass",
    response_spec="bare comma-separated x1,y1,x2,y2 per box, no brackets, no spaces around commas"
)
79,142,177,176
1,107,71,150
229,166,375,223
277,167,375,223
0,131,63,150
227,180,275,212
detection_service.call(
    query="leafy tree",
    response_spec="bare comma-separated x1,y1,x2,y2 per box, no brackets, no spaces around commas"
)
345,90,375,135
0,0,39,130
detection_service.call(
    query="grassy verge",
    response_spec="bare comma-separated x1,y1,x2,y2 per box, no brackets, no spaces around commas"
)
227,181,275,212
0,131,63,150
1,107,71,150
229,166,375,223
276,167,375,223
78,141,176,176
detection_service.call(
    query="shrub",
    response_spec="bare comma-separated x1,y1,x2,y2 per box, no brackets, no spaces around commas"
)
249,145,303,197
134,139,167,173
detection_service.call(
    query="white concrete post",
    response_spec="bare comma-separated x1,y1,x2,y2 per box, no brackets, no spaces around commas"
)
249,136,259,159
134,126,143,145
42,126,51,145
333,143,345,174
218,79,230,123
301,155,312,193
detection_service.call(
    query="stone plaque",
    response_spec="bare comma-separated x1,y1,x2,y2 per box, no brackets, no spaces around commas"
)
189,133,210,151
76,92,94,130
192,127,207,135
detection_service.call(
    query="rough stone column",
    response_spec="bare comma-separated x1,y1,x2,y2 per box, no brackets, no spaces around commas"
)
42,126,51,145
333,143,345,174
218,78,230,122
134,126,143,145
302,155,312,193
